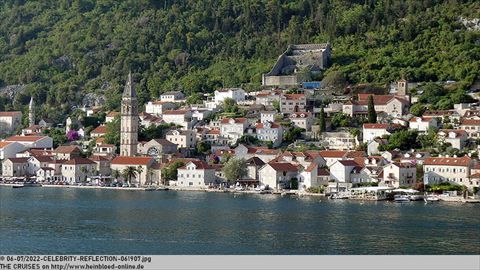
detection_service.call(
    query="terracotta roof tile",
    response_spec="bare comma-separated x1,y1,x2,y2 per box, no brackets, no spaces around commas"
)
424,156,471,167
111,156,153,165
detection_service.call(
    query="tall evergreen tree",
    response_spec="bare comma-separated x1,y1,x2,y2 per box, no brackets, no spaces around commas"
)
367,95,377,123
319,107,326,132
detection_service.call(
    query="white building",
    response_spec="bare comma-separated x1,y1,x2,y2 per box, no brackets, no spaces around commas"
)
321,131,357,150
0,111,22,134
162,109,193,129
220,118,248,144
258,162,299,189
0,141,26,160
409,117,437,133
343,94,409,117
176,160,216,187
214,88,245,104
60,157,96,184
437,129,468,150
145,101,176,116
255,122,283,147
160,91,185,102
4,135,53,149
289,112,313,131
382,162,417,187
280,94,306,114
166,130,196,148
423,156,474,189
362,124,392,143
329,160,360,183
110,156,155,186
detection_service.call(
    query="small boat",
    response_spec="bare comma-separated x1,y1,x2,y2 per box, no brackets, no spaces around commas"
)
409,195,423,201
329,193,349,200
234,186,245,191
259,190,272,194
12,184,24,188
394,194,411,202
424,195,440,202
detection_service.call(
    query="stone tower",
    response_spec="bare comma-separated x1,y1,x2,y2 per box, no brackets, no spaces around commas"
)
28,97,35,126
397,79,408,96
120,72,138,157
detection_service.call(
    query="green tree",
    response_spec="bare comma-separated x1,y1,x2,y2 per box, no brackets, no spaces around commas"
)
122,166,138,186
410,103,426,117
367,95,377,123
161,161,185,184
222,157,247,184
104,116,120,147
321,71,347,90
318,107,326,132
43,128,67,148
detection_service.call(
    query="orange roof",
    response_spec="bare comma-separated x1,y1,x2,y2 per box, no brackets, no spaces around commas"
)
63,157,95,165
282,94,305,100
256,122,280,129
363,123,389,129
319,150,347,158
163,109,189,115
0,141,12,148
5,135,47,142
460,118,480,126
111,156,153,165
409,117,434,123
352,94,409,106
0,111,22,117
268,162,299,172
106,111,119,117
179,160,212,170
220,118,247,124
290,112,311,118
91,125,107,134
424,156,471,167
54,145,80,154
305,163,317,172
207,129,220,135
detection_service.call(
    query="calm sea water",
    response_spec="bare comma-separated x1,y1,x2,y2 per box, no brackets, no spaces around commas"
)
0,187,479,254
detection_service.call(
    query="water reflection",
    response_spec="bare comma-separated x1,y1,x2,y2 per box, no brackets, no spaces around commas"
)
0,187,479,254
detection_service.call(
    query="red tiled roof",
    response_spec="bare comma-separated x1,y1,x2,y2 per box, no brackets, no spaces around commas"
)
424,156,471,167
54,145,81,154
111,156,153,165
5,135,47,142
352,94,409,106
437,129,467,137
91,125,107,134
0,142,12,148
460,118,480,126
32,156,53,162
290,112,311,118
63,157,96,165
319,150,347,158
305,163,317,172
220,118,247,124
338,160,360,166
0,111,22,117
7,157,29,163
317,168,330,176
179,160,212,170
106,111,119,117
409,117,434,123
255,122,281,129
207,129,220,135
363,123,388,129
163,109,189,115
282,94,305,100
268,162,299,172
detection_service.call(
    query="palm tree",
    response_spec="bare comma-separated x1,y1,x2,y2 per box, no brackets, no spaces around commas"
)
147,168,154,186
80,166,89,183
112,169,120,181
122,166,137,186
137,165,144,186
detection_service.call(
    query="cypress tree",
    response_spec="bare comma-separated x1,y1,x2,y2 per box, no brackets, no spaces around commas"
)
319,107,326,132
367,95,377,123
